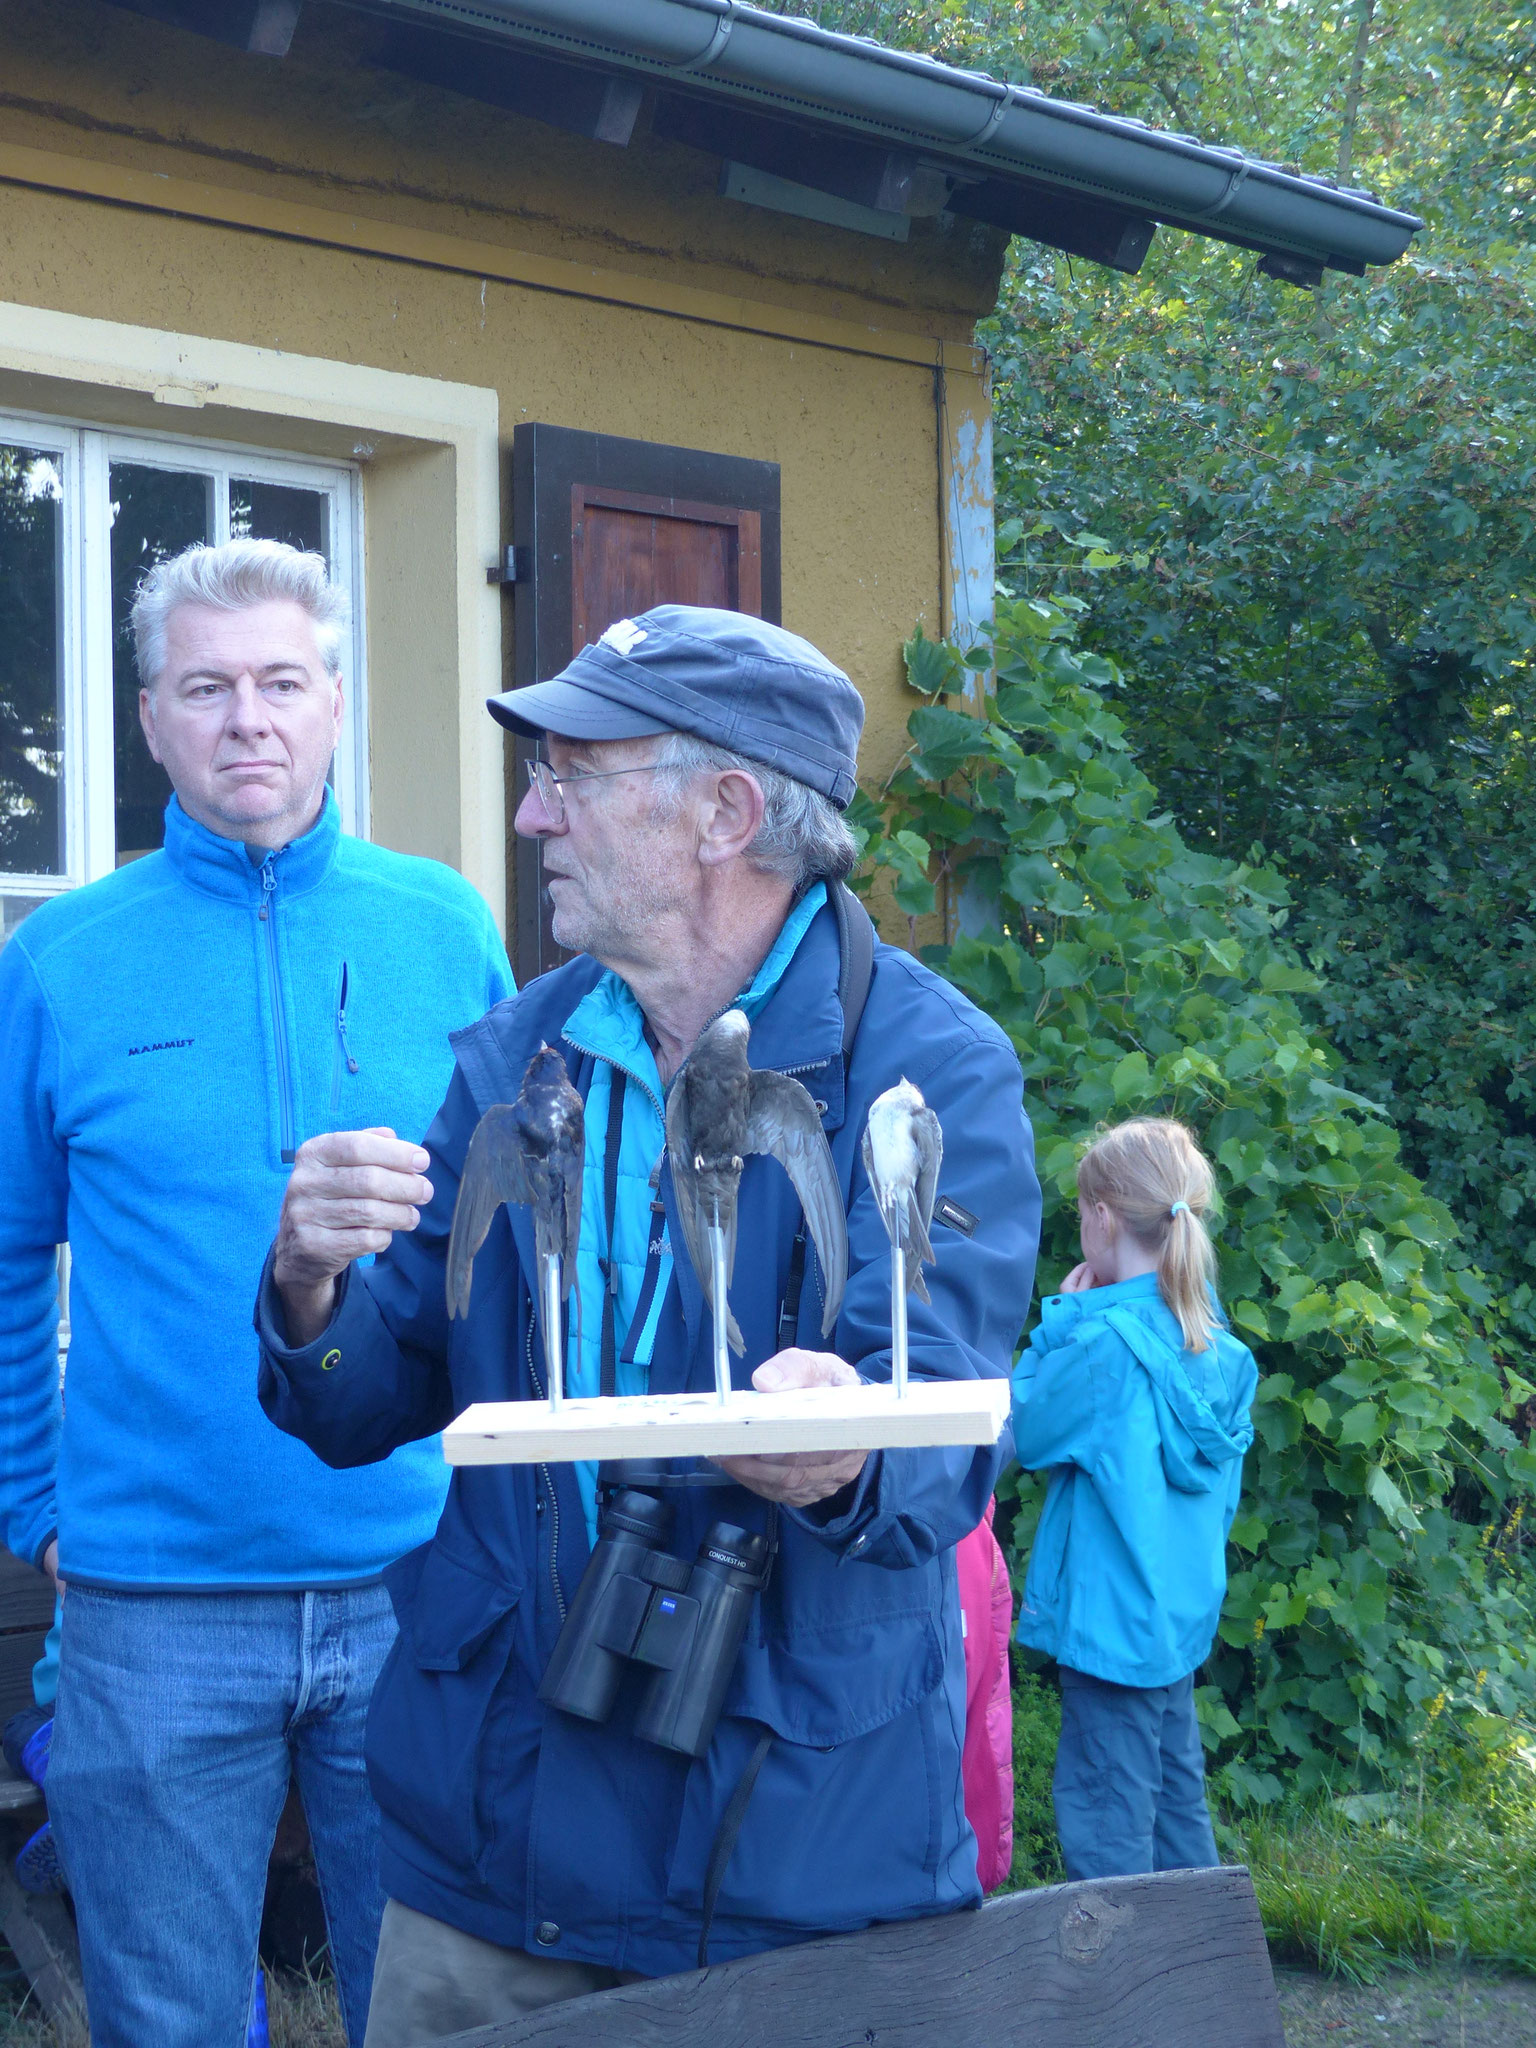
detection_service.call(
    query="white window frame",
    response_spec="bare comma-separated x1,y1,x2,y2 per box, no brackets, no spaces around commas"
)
0,406,366,903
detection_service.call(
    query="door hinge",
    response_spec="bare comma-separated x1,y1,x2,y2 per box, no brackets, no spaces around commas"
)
487,545,532,587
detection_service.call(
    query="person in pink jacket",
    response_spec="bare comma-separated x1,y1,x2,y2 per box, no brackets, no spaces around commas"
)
956,1502,1014,1892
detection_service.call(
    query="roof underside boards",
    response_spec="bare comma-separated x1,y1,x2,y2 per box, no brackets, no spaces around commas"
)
104,0,1425,284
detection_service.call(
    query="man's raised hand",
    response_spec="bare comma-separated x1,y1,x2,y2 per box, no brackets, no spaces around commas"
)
274,1127,433,1344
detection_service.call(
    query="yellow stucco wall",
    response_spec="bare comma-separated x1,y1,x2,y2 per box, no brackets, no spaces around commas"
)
0,0,1004,938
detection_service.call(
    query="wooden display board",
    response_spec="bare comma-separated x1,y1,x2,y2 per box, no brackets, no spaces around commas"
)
443,1377,1010,1467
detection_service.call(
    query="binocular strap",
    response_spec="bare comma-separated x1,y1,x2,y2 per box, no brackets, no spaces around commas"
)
697,1724,775,1972
598,1070,627,1398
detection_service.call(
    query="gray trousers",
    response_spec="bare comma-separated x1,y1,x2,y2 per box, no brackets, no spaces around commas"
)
363,1899,644,2048
1053,1666,1219,1882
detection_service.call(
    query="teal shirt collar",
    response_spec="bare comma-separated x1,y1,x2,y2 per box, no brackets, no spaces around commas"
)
563,881,828,1082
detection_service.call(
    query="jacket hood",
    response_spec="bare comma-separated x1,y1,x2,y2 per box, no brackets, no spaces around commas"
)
1101,1302,1255,1494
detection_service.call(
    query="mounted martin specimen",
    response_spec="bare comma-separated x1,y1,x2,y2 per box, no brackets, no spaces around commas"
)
446,1045,584,1377
665,1009,848,1365
862,1078,943,1305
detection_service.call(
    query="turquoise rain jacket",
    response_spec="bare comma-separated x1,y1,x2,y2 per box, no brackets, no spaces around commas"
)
1011,1272,1257,1688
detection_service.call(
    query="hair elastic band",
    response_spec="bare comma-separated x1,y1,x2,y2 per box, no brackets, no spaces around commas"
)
1169,1201,1190,1218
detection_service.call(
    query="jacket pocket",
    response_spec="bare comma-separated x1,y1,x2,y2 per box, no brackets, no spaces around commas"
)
665,1612,954,1928
366,1539,523,1873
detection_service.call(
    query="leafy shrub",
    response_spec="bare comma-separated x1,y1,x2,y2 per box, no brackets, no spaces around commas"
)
851,594,1536,1795
990,246,1536,1371
1003,1659,1064,1890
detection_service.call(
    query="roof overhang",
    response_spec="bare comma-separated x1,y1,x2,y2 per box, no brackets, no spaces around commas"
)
105,0,1425,285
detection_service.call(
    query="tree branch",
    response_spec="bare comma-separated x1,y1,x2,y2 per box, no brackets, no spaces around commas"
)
1337,0,1378,186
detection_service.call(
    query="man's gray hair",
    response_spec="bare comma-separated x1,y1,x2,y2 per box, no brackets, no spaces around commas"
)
650,731,859,890
131,538,348,690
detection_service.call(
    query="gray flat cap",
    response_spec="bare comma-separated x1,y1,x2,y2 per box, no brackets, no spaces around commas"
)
486,605,865,808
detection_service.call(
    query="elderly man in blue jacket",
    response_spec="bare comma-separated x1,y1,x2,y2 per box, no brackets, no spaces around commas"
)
0,539,512,2048
258,606,1041,2046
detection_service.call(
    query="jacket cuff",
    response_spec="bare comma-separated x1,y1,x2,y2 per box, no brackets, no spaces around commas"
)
254,1246,353,1364
782,1449,886,1554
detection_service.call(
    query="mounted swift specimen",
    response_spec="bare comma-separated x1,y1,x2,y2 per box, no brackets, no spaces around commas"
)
665,1008,848,1396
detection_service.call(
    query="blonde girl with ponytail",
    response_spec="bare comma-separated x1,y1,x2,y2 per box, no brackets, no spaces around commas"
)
1010,1117,1259,1885
1071,1118,1218,1344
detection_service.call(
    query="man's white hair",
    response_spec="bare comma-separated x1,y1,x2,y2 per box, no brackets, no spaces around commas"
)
131,538,348,690
649,731,858,891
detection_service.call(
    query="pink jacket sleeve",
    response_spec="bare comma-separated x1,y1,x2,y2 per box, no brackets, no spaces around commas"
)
956,1498,1015,1893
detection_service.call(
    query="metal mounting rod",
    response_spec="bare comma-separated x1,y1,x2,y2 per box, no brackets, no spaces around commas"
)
707,1215,732,1406
542,1252,564,1411
891,1244,908,1398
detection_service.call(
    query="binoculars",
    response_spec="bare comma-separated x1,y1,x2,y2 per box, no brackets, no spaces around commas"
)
539,1489,770,1760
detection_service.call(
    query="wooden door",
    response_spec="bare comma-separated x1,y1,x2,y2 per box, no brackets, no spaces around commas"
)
507,427,780,983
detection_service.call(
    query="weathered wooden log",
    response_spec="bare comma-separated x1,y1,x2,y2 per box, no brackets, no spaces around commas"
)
426,1864,1285,2048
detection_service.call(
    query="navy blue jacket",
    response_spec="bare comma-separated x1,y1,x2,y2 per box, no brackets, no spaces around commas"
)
257,898,1040,1975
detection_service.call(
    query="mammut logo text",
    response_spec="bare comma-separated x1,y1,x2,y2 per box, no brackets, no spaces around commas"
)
128,1039,194,1057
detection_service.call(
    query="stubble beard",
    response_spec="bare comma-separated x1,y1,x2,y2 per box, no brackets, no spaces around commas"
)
201,760,329,842
547,844,684,968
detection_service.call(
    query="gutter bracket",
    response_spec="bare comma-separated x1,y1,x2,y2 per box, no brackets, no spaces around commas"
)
673,2,734,72
961,89,1009,152
1191,151,1253,220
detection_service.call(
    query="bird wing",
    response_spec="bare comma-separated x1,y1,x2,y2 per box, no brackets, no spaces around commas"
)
664,1081,745,1355
861,1126,898,1249
746,1070,849,1338
446,1105,535,1319
904,1104,943,1301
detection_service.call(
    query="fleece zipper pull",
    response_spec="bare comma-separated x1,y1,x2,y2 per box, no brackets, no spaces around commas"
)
336,962,359,1077
330,961,361,1120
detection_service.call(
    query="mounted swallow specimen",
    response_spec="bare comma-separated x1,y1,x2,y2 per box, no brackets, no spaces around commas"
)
665,1009,848,1372
447,1045,584,1389
862,1078,943,1306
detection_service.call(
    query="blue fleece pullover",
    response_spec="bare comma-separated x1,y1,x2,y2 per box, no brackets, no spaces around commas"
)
1010,1273,1258,1688
0,792,512,1587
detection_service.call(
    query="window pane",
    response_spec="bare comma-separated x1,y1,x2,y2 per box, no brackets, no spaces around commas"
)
1,891,48,953
110,464,212,863
0,445,66,878
231,480,326,556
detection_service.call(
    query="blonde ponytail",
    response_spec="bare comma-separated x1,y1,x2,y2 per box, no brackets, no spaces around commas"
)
1076,1118,1220,1352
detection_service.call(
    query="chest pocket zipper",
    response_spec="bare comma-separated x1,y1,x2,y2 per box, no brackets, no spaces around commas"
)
330,961,360,1121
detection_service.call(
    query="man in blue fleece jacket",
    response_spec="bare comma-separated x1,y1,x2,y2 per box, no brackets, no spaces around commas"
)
0,539,512,2048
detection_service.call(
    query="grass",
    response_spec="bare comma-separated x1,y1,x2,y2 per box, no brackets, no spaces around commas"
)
0,1960,343,2048
267,1963,345,2047
1223,1764,1536,1984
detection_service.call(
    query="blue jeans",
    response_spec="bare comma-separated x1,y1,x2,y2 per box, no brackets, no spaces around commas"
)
1053,1667,1219,1881
47,1583,395,2048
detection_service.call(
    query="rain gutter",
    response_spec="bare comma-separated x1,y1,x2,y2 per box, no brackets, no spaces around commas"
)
364,0,1422,273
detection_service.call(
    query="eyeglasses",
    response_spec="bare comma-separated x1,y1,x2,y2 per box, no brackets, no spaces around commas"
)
522,755,665,828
